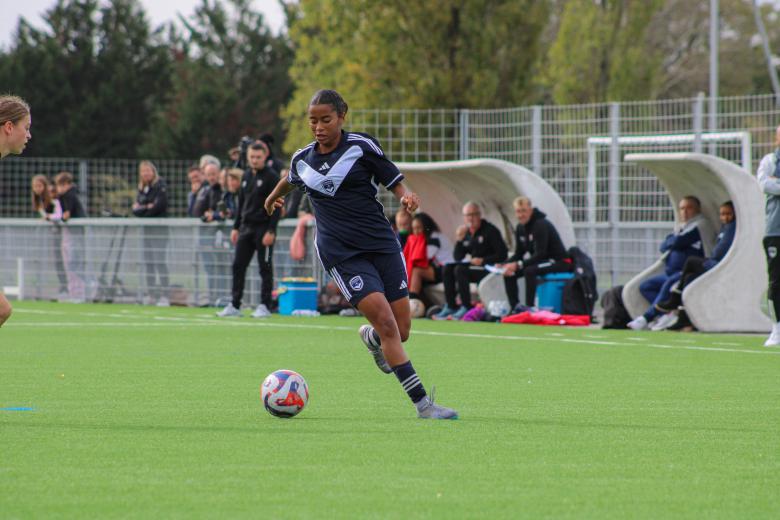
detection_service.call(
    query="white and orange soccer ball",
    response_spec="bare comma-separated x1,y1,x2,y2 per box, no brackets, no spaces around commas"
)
261,369,309,418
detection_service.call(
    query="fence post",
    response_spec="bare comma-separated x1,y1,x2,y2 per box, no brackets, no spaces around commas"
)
531,105,542,174
586,143,597,259
459,109,470,161
78,160,89,214
693,92,705,153
609,102,621,287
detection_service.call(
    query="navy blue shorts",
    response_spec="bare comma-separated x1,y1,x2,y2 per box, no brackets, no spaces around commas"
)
328,251,409,306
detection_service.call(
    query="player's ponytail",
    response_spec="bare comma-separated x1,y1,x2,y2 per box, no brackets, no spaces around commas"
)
309,89,348,116
0,95,30,125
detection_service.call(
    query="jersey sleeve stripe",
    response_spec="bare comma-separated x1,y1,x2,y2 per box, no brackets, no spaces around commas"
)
347,133,383,156
385,173,404,189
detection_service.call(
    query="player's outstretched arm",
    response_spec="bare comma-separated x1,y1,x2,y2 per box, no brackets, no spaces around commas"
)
390,182,420,213
265,177,296,215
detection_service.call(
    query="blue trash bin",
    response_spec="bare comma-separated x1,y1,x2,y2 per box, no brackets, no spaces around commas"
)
535,272,575,313
278,277,319,315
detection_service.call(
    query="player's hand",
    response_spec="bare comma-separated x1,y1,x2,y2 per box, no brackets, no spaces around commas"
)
262,231,275,247
400,192,420,213
265,195,284,215
456,225,467,241
230,229,238,245
503,263,518,276
471,257,484,266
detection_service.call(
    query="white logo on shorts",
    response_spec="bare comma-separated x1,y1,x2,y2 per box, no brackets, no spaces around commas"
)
399,280,408,290
349,276,364,291
769,246,778,259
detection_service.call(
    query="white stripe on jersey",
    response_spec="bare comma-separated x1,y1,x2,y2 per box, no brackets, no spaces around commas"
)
289,142,316,182
347,134,383,156
386,173,403,188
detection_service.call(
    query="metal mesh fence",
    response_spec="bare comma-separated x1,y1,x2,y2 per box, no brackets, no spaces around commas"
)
2,93,780,295
0,219,321,308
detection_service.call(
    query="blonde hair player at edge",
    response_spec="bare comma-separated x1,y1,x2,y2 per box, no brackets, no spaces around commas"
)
264,89,457,419
0,95,32,327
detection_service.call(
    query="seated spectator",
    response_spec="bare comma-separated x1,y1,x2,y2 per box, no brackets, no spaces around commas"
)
132,160,170,306
496,196,573,310
31,174,67,299
434,201,508,320
628,195,707,330
654,201,736,331
395,208,412,247
403,212,453,306
187,164,208,217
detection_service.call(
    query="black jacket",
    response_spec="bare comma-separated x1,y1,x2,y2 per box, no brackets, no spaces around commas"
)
190,182,211,218
132,179,168,217
59,186,86,220
202,183,224,221
508,208,567,266
233,166,281,231
453,219,508,265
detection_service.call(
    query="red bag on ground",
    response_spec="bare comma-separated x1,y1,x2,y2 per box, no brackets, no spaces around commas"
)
402,234,429,280
501,310,591,327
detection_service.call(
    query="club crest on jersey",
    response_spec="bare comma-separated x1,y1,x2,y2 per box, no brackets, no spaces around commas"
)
349,276,364,291
769,246,778,259
257,179,263,188
322,179,335,194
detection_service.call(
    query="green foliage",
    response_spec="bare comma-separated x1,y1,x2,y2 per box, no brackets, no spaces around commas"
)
282,0,550,155
544,0,664,105
0,0,172,157
141,0,294,160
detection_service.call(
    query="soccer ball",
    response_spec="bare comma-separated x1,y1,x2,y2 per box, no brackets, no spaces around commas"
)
261,369,309,418
409,298,426,318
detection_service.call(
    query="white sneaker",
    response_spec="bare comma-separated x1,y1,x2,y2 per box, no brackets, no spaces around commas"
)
156,297,170,307
217,303,242,317
627,316,649,330
251,304,271,318
764,323,780,347
650,313,678,331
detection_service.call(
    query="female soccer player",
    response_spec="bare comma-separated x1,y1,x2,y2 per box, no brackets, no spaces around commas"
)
0,95,32,327
264,90,457,419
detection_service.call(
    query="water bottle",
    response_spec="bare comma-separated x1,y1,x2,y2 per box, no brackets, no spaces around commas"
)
292,309,320,317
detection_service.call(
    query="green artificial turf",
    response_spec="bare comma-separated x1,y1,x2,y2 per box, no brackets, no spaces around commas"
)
1,301,779,518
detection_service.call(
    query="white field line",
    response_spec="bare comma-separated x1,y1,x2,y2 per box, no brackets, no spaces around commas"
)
11,308,780,356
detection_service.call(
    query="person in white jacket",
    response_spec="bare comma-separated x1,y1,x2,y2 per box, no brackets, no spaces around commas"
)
757,125,780,346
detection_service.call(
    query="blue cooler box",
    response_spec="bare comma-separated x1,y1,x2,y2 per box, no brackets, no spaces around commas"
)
535,272,575,313
278,278,318,315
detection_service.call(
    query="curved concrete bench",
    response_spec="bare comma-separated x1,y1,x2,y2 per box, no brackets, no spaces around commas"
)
622,153,771,332
397,158,576,306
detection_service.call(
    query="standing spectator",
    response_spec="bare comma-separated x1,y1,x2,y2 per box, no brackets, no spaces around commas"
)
759,124,780,346
187,165,208,218
132,160,170,306
55,171,87,303
32,175,68,299
496,196,573,310
434,202,508,320
220,168,242,220
217,140,281,318
228,146,240,167
198,162,223,306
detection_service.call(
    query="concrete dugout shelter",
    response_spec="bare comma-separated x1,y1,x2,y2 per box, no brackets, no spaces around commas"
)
622,153,771,333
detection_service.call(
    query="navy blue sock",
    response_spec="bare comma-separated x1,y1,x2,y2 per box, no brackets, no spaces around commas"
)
392,360,427,404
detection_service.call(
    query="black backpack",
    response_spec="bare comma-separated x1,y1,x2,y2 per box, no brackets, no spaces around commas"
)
561,246,598,316
600,285,631,329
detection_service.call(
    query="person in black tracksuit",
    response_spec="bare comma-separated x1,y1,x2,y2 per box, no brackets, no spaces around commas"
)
132,160,170,305
221,141,281,316
434,201,508,320
497,197,572,309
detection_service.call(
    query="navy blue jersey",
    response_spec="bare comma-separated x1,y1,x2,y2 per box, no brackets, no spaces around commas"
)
288,131,404,270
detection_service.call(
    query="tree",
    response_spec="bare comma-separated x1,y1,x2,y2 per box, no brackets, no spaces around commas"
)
0,0,171,157
282,0,550,154
141,0,294,160
542,0,665,105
